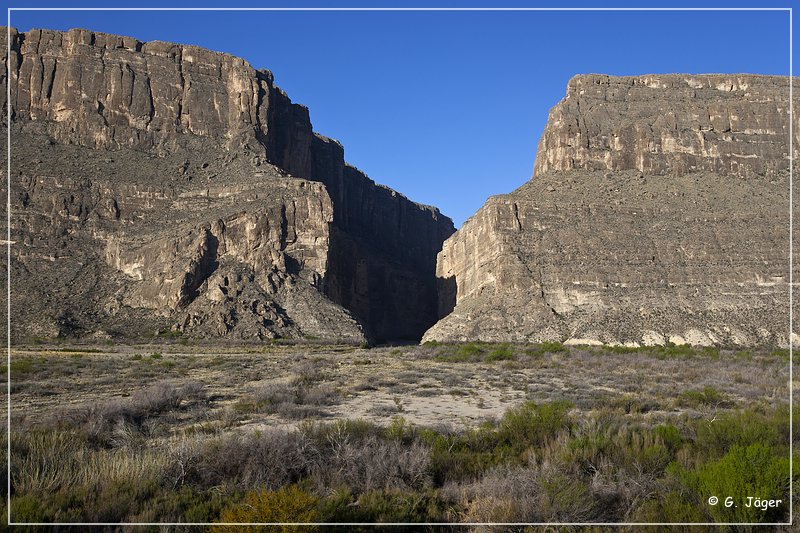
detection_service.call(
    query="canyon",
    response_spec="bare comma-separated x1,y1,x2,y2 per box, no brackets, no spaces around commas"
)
2,29,795,347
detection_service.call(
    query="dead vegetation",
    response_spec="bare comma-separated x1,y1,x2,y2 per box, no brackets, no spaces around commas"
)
4,341,796,528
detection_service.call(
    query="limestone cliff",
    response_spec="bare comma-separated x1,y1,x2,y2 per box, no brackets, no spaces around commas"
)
534,74,797,178
425,74,798,347
3,27,453,342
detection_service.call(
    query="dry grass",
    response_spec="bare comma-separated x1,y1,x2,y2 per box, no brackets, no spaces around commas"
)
5,341,795,526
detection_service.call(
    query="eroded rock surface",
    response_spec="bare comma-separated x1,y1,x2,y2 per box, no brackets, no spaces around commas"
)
535,74,797,178
3,27,453,342
425,74,798,346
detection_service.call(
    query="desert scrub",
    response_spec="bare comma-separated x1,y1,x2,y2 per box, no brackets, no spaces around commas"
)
434,342,520,363
9,358,35,376
681,443,790,522
524,341,567,358
690,406,790,463
676,386,733,408
435,342,485,362
564,421,674,478
599,393,661,414
10,428,171,522
43,380,206,446
485,343,515,362
420,401,573,484
9,390,794,525
232,380,340,419
212,485,319,532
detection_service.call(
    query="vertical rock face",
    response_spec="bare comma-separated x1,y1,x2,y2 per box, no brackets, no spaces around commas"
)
425,74,798,347
311,135,455,340
534,74,798,178
3,27,453,342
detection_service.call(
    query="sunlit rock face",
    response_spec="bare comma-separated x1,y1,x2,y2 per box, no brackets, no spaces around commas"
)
3,27,453,342
425,74,798,347
534,74,797,178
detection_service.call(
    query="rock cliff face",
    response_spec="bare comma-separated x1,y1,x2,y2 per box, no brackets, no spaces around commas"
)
534,74,796,178
3,27,453,342
425,74,797,347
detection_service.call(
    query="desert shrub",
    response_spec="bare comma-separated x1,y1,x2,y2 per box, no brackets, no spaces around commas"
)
497,400,573,453
691,408,784,462
451,461,599,523
601,394,660,414
420,401,573,484
601,345,640,354
770,347,790,359
303,418,381,447
434,342,485,362
354,488,446,523
212,485,318,532
653,424,683,453
420,426,504,484
631,490,707,523
681,443,790,523
537,472,596,522
486,343,515,362
676,386,732,408
184,429,314,491
656,343,695,359
10,358,35,376
10,427,170,522
45,380,206,447
449,463,541,523
564,421,673,478
457,343,484,358
236,381,340,419
127,484,227,523
525,341,567,358
312,432,431,493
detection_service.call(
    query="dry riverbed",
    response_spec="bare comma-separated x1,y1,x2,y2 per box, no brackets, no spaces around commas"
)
9,341,791,435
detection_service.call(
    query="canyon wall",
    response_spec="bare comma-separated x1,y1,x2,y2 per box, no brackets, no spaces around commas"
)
425,74,798,347
534,74,797,178
3,27,453,342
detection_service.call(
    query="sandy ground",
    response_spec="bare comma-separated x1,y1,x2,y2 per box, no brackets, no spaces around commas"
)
7,342,791,436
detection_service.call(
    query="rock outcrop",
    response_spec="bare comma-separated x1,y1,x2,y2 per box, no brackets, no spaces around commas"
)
3,27,453,342
534,74,796,178
425,74,798,347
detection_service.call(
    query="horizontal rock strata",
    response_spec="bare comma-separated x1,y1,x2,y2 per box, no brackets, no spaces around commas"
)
425,74,798,346
3,27,453,342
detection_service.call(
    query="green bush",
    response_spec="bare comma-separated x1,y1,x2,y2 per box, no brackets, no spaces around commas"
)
434,342,486,362
355,489,445,523
486,344,515,362
684,443,790,522
497,401,573,453
653,424,683,453
676,386,732,408
418,402,574,485
525,342,567,358
632,491,706,522
693,408,784,461
566,423,674,477
537,474,595,522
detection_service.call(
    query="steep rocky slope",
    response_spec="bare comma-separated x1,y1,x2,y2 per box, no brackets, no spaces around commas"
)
3,27,453,342
425,74,798,346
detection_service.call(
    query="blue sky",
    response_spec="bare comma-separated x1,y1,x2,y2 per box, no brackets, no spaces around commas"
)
8,1,794,226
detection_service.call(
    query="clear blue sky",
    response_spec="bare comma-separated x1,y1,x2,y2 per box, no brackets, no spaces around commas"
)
9,1,794,226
